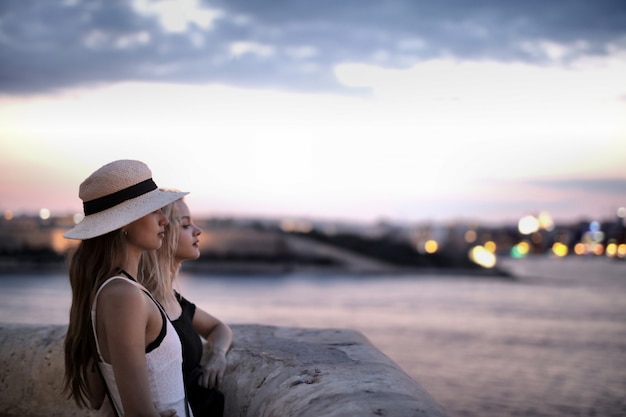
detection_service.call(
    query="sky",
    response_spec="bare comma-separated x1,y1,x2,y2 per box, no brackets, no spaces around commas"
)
1,0,625,226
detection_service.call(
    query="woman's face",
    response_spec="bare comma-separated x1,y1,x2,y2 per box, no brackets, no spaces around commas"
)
123,209,169,251
172,200,202,263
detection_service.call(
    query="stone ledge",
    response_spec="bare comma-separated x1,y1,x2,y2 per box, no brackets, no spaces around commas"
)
0,323,448,417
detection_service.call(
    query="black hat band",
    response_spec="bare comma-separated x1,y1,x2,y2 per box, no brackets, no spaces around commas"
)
83,178,158,215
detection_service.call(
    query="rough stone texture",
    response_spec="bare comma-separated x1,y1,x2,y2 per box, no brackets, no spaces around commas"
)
0,323,92,417
0,323,448,417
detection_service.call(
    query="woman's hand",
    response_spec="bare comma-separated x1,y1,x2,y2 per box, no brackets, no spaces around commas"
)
198,350,228,389
191,306,233,390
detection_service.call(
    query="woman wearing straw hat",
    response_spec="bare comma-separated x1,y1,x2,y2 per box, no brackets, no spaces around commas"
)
141,196,232,417
62,160,192,417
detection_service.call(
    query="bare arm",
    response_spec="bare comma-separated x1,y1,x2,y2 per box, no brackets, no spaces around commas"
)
192,307,233,389
98,282,168,417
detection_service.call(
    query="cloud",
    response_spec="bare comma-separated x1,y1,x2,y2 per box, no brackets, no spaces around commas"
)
1,0,625,95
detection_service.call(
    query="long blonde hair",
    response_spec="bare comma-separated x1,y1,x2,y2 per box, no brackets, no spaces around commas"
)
63,230,127,407
140,199,182,303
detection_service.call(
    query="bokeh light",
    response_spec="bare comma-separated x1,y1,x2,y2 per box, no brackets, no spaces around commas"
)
606,242,617,258
518,215,539,235
464,230,477,243
469,245,497,268
424,239,438,254
39,208,50,220
484,240,496,253
510,241,530,258
592,243,604,256
537,211,554,231
551,242,568,257
574,243,586,255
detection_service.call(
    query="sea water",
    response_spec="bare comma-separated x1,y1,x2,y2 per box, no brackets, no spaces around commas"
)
1,256,625,417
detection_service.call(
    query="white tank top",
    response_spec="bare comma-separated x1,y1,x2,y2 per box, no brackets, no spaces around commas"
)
91,275,191,417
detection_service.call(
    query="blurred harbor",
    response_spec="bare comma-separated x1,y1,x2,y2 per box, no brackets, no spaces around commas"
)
1,208,625,274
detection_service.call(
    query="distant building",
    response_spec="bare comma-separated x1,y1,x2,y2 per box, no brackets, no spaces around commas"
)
0,215,78,255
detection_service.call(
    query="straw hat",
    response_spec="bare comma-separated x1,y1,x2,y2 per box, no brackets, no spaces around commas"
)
64,160,188,240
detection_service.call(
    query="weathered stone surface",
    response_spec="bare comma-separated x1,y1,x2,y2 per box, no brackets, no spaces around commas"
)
0,323,91,417
0,323,448,417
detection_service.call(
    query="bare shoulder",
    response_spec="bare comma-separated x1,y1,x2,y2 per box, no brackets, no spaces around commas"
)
98,278,148,313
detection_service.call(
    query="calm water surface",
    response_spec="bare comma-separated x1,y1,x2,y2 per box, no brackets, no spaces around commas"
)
1,256,625,417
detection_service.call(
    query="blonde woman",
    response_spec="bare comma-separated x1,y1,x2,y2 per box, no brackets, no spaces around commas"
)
63,160,191,417
142,196,232,417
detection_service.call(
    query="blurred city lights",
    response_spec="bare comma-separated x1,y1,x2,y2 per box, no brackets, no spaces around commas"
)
589,221,601,233
537,211,554,231
575,220,606,255
469,245,497,268
484,240,496,253
551,242,568,257
39,208,50,220
592,243,604,256
510,241,530,258
464,230,477,243
424,239,438,254
574,243,586,255
606,242,617,258
518,215,539,235
2,203,625,263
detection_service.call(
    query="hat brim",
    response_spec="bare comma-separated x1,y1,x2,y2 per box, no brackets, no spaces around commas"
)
64,189,189,240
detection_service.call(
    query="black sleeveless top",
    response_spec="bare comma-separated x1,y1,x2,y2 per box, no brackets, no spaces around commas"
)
171,291,203,379
172,292,226,417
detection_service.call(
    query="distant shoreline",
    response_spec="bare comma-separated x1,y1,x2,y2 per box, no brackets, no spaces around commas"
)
0,258,514,278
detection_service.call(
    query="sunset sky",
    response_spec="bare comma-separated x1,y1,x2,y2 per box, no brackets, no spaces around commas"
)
1,0,625,225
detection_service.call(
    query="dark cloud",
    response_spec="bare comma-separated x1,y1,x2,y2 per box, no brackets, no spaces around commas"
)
1,0,625,95
528,178,626,195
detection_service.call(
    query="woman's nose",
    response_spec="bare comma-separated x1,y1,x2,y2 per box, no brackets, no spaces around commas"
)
158,209,168,225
